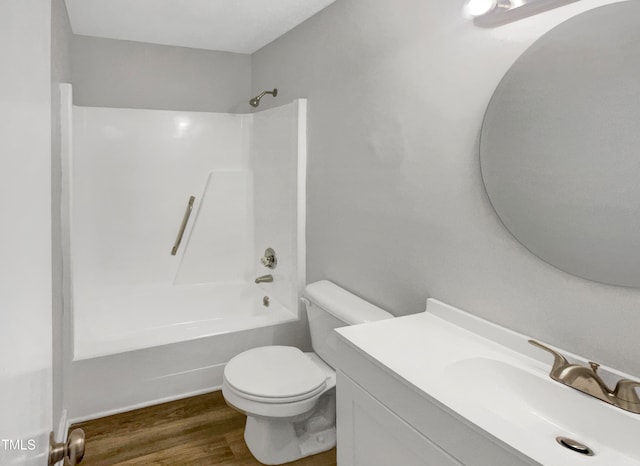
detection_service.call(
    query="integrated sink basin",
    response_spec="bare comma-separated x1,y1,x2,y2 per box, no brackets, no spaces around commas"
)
443,357,640,464
335,299,640,465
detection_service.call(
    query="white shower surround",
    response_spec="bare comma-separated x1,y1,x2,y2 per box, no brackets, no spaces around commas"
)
61,86,307,420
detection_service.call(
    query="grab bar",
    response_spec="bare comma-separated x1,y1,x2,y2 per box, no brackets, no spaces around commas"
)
171,196,195,255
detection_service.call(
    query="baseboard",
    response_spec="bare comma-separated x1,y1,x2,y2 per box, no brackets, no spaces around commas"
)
68,385,222,425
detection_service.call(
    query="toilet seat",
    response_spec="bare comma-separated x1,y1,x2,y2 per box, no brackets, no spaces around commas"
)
224,346,327,403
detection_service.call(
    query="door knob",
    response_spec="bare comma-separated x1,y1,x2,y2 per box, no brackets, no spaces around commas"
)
49,429,85,465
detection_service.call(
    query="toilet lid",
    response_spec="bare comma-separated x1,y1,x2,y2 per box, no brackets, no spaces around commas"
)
224,346,327,400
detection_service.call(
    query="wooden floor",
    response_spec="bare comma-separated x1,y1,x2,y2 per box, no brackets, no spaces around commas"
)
71,391,336,466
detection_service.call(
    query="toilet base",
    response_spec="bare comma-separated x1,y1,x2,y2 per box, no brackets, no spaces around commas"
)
245,417,336,465
243,391,336,465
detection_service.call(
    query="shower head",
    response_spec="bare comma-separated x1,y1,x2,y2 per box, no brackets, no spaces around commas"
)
249,88,278,107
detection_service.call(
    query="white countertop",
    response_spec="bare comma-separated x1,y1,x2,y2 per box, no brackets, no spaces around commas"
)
336,298,640,466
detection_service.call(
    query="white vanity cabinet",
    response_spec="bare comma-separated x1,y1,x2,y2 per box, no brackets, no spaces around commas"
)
337,371,461,466
334,347,537,466
334,310,540,466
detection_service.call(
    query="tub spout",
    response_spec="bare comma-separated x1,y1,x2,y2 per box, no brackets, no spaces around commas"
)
255,274,273,284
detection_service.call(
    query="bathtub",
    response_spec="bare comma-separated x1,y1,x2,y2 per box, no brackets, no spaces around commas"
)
67,297,307,422
74,281,298,361
67,280,306,422
61,87,308,422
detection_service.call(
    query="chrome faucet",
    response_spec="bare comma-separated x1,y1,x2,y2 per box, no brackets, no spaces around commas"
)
529,340,640,414
255,274,273,284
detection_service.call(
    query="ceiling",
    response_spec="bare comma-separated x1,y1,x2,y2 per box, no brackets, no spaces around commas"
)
64,0,337,54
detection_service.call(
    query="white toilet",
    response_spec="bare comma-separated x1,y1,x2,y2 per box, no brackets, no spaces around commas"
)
222,280,393,465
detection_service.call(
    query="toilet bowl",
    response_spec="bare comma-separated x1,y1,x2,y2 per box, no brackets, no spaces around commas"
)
222,280,393,465
223,347,337,464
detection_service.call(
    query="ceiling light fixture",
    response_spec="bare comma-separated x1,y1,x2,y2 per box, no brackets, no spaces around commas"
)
465,0,498,17
465,0,579,26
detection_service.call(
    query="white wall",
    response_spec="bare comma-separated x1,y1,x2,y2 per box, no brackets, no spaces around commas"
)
250,0,640,376
71,35,251,113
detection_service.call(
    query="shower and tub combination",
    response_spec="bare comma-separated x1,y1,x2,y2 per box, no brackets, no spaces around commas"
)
60,84,308,422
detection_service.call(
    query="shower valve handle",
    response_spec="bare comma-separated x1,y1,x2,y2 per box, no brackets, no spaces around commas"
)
260,248,277,269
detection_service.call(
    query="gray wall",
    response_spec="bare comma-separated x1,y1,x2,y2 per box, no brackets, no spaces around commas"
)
72,35,251,112
251,0,640,375
51,0,72,436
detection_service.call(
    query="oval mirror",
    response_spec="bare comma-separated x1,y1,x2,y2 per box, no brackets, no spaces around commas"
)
480,1,640,287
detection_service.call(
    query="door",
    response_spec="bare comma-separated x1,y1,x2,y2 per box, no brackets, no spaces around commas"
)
0,1,53,465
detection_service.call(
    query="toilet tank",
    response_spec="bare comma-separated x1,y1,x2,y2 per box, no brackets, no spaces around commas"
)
303,280,393,368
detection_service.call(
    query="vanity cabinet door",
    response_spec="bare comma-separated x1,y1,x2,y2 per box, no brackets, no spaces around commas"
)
337,371,462,466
